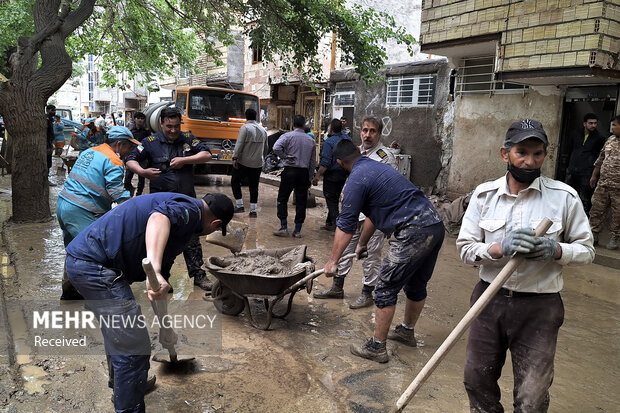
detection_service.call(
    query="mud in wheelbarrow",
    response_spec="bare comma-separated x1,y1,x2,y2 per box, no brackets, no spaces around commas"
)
205,245,315,330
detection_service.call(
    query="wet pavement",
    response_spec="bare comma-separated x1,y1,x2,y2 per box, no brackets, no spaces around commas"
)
0,160,618,412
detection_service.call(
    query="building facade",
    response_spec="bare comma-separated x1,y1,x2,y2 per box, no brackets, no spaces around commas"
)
420,0,620,196
329,60,452,191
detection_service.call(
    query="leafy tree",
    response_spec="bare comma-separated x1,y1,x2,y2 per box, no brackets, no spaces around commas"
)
0,0,415,222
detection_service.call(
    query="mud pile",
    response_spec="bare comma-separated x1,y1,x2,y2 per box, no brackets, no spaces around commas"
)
216,248,305,277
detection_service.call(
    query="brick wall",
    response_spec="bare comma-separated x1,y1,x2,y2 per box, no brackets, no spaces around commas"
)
421,0,620,71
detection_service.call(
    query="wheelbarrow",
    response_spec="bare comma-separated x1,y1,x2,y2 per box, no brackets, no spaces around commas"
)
205,245,356,330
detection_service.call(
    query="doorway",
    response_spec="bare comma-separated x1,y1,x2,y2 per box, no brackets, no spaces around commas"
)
555,85,619,181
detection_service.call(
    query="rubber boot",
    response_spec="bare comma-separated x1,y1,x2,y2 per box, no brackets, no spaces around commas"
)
313,277,344,299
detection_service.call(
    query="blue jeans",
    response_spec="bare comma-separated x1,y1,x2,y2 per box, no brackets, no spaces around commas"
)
66,255,150,413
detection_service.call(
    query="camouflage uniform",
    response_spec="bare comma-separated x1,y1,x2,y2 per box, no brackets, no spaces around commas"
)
589,135,620,237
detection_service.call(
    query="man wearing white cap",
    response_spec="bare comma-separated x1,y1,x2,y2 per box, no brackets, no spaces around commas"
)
57,126,140,300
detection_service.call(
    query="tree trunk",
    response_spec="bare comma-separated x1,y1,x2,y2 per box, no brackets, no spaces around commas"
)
5,91,50,222
0,0,96,222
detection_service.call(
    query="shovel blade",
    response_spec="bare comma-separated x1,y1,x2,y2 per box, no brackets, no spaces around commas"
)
152,351,195,364
206,220,248,253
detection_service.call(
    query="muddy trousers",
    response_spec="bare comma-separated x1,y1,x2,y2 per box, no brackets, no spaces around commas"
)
66,256,150,413
337,220,385,287
464,281,564,413
231,164,262,204
322,169,347,227
373,222,445,308
276,167,309,225
589,183,620,236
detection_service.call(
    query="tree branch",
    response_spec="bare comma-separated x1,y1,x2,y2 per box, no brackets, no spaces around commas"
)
61,0,97,37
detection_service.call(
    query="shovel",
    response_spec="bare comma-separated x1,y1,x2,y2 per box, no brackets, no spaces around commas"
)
390,218,553,412
142,258,195,365
205,220,249,253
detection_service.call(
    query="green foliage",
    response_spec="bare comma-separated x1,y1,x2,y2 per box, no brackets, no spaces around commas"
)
1,0,416,87
243,0,416,83
0,0,35,77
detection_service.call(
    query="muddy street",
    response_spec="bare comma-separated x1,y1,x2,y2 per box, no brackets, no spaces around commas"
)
0,168,618,412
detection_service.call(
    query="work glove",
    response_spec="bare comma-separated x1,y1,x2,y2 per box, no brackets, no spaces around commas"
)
523,236,558,261
500,228,539,256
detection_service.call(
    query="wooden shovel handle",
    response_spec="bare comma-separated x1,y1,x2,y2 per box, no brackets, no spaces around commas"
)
142,258,161,291
392,218,553,413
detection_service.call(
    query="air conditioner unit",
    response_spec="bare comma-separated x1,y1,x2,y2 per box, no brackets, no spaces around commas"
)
334,93,354,107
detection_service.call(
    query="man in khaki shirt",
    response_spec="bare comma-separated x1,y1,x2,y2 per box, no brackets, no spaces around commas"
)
457,119,594,412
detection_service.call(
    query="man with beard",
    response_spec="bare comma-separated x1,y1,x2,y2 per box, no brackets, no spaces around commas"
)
566,113,605,214
457,119,594,412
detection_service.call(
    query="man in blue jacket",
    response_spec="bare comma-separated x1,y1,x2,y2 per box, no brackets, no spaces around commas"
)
66,192,233,413
312,118,351,231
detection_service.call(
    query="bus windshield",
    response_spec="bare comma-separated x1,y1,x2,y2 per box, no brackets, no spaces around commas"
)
185,90,259,122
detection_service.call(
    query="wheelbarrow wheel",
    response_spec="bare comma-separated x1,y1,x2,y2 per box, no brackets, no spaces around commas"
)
211,280,245,316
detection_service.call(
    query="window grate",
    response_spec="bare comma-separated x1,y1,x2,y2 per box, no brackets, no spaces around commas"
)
386,74,436,107
457,56,528,95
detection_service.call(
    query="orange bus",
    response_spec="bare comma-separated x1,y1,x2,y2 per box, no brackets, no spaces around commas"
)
145,86,261,174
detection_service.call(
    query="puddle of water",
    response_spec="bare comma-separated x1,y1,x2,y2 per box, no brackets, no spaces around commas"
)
21,364,51,394
7,306,32,365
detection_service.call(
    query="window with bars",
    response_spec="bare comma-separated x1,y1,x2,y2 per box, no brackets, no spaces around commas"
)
457,56,527,94
386,74,436,107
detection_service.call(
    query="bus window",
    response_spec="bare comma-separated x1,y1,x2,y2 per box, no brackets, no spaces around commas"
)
176,93,187,116
187,89,258,122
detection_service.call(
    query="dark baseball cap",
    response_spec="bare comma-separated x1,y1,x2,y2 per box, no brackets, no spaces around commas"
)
505,119,548,146
202,193,234,236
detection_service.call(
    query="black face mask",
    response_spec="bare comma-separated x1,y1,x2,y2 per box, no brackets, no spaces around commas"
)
507,163,540,184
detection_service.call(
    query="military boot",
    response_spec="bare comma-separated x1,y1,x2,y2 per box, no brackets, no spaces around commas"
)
193,272,213,291
606,235,619,250
313,277,344,299
350,337,388,363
